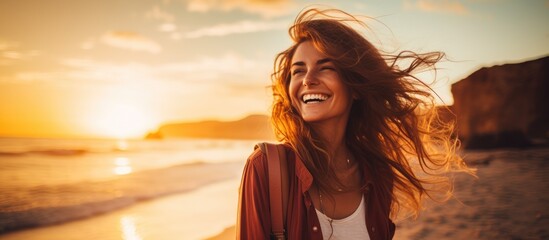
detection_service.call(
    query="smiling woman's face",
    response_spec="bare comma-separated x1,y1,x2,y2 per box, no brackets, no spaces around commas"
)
288,41,353,124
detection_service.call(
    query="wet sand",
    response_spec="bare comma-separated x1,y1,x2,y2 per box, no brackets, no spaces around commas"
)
0,179,241,240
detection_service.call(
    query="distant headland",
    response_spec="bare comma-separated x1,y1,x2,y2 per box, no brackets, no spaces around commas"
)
145,114,275,141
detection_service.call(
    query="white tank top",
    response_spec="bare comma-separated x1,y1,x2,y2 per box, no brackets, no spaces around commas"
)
315,196,370,240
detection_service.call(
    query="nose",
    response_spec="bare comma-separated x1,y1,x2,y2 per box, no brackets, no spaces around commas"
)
303,71,319,86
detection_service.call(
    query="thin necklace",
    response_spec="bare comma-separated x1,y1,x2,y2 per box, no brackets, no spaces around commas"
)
337,158,352,192
319,156,353,237
318,190,335,240
319,191,331,222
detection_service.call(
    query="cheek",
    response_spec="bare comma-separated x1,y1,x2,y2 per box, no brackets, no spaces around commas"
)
330,80,353,106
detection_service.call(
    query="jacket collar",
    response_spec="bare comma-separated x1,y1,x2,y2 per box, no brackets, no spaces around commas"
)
294,153,314,194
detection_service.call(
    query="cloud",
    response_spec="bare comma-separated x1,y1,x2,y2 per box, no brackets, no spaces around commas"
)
63,58,155,83
81,39,95,50
186,0,296,18
14,71,68,83
185,20,287,38
2,51,22,59
0,40,19,51
61,54,264,83
170,32,182,40
159,23,177,32
12,54,269,86
144,6,179,34
145,6,175,22
9,55,272,119
134,54,270,86
156,54,264,78
100,31,162,54
403,0,469,15
12,59,152,84
0,40,40,66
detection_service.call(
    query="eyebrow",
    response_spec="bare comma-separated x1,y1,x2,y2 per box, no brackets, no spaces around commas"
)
291,58,332,68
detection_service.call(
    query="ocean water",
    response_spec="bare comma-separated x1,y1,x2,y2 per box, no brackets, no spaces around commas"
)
0,137,256,234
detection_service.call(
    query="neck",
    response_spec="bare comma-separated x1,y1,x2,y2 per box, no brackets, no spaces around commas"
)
310,118,349,165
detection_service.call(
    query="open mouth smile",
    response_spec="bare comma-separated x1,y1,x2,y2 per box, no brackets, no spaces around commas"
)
302,93,330,104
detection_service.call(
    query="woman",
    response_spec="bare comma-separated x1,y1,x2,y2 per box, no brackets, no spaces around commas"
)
237,8,472,240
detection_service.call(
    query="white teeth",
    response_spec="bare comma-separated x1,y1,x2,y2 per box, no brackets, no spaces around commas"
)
302,93,329,103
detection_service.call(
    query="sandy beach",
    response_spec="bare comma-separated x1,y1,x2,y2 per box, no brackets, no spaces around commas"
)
393,148,549,239
209,147,549,240
2,147,548,240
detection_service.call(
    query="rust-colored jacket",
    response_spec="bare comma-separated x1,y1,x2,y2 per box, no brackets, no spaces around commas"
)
237,146,395,240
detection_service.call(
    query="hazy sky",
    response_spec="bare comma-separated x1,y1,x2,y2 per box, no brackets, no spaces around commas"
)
1,0,548,138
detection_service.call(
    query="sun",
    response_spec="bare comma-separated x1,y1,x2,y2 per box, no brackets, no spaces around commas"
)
88,103,156,139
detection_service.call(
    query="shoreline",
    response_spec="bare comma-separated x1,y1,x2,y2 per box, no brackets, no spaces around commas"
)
0,179,241,240
0,161,245,234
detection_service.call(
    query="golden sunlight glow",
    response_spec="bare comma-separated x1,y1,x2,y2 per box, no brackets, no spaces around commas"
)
88,103,155,139
114,157,133,175
116,140,130,151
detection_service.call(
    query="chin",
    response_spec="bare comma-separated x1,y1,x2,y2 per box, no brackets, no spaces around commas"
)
301,115,324,123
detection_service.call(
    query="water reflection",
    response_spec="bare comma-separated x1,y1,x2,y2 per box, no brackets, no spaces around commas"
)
120,216,142,240
114,157,133,175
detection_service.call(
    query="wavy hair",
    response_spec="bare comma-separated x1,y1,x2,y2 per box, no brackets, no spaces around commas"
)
270,8,473,219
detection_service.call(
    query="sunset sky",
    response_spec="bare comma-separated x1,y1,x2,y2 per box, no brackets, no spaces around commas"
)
0,0,547,139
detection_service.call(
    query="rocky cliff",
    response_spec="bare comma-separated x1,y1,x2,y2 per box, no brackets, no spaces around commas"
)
451,56,549,148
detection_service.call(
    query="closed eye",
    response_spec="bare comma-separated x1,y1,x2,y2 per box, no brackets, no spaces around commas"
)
320,66,335,71
292,69,305,76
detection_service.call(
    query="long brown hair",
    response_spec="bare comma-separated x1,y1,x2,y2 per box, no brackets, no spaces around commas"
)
271,8,473,219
